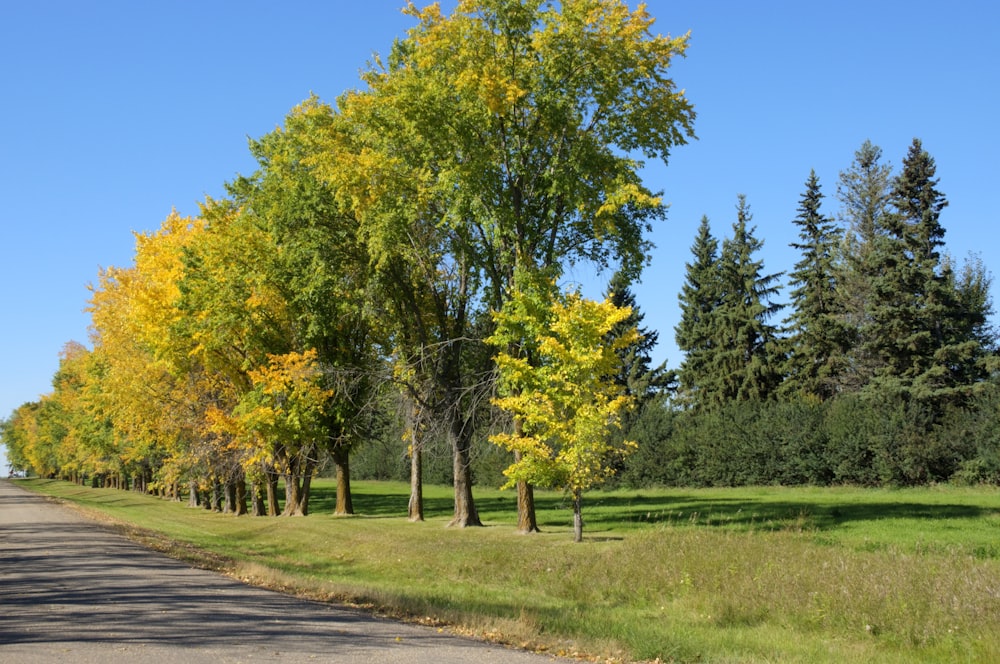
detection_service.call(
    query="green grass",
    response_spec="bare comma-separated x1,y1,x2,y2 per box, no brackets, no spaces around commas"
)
17,478,1000,663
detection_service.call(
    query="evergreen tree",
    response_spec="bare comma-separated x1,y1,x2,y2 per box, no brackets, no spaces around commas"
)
886,139,993,401
866,137,947,394
942,254,999,389
686,197,784,408
604,271,674,476
834,140,894,392
782,170,848,400
606,270,674,403
675,216,721,406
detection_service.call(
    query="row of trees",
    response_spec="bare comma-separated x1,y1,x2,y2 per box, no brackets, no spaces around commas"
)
643,138,998,487
349,137,1000,490
6,2,999,523
1,0,696,540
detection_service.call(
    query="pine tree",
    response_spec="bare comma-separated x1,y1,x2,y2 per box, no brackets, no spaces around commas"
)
936,255,1000,392
782,170,848,400
675,216,721,406
867,137,948,393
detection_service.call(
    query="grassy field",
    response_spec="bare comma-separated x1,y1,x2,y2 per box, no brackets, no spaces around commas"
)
16,478,1000,663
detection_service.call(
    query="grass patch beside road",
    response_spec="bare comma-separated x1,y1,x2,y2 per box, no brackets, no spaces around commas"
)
17,478,1000,663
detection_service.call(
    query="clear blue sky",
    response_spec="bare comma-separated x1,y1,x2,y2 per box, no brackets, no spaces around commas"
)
2,1,998,470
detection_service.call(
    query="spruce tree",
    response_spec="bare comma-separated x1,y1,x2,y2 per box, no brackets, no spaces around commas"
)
887,139,992,401
604,271,674,477
675,216,721,406
606,270,673,402
782,170,848,400
689,197,784,408
868,138,947,392
834,140,894,392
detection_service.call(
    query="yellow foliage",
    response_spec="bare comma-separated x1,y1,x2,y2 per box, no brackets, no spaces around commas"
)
489,287,638,494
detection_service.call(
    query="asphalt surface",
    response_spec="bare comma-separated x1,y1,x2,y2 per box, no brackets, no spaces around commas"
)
0,479,560,663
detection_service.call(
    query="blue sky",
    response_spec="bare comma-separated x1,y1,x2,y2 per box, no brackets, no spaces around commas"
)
2,1,998,469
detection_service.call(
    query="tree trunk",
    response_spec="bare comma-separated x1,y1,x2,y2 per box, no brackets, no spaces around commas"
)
448,421,481,527
408,444,424,522
513,418,539,532
517,477,539,533
333,446,354,515
234,476,248,516
299,472,313,517
187,480,199,507
211,479,223,512
266,473,280,516
283,474,305,516
572,489,584,543
264,463,280,516
224,480,236,513
282,452,316,517
251,481,266,516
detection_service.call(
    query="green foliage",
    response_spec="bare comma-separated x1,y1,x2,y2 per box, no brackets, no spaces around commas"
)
675,215,721,402
782,170,849,400
678,198,784,410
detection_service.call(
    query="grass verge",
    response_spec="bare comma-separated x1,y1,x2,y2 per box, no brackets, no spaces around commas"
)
15,478,1000,663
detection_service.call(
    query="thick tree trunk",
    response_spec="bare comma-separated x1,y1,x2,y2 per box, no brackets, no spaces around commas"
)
282,452,316,517
333,446,354,515
211,480,223,512
264,464,280,516
234,476,248,516
448,421,481,527
266,474,280,516
572,489,584,543
408,444,424,522
283,474,305,516
224,480,236,513
517,477,539,533
251,481,266,516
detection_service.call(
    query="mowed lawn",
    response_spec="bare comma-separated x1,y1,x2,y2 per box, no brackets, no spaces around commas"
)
18,478,1000,663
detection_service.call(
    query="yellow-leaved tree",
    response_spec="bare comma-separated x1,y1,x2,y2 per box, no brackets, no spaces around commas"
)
88,212,217,498
489,282,639,542
220,350,332,517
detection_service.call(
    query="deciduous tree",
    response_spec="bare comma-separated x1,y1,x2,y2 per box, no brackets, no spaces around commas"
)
317,0,693,527
490,286,638,542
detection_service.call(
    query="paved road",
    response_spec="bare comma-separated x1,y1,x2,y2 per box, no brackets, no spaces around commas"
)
0,480,559,663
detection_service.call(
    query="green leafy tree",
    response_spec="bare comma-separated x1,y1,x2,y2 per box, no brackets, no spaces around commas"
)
316,0,695,529
782,170,848,400
227,101,379,516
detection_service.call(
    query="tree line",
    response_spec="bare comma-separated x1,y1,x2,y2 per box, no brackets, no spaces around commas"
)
349,136,1000,491
618,138,999,488
1,1,696,540
4,2,999,535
